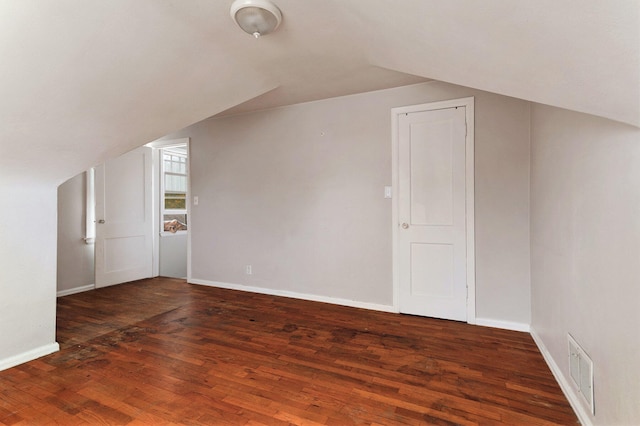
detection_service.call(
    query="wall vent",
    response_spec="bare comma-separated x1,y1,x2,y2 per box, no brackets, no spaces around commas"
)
568,334,594,414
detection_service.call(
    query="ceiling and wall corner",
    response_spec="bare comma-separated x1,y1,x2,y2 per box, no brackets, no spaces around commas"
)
0,1,637,186
348,0,640,128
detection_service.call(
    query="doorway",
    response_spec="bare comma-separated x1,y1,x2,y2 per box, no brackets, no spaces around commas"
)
391,97,475,323
155,140,190,279
56,138,191,296
95,139,191,285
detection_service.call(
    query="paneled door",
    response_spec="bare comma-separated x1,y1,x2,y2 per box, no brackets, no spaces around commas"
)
395,101,472,321
94,146,153,288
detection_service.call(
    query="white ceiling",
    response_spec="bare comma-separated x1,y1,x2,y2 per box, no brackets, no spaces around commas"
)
1,0,638,184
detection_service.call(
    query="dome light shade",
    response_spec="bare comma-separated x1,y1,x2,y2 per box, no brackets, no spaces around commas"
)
230,0,282,38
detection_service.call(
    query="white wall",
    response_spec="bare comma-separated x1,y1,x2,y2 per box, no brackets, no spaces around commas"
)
57,173,95,294
0,183,59,370
530,104,640,425
167,81,532,326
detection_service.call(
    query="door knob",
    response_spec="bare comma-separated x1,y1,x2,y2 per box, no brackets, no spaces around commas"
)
401,223,409,229
97,219,105,224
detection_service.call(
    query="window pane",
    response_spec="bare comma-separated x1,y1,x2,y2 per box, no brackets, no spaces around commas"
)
165,194,186,210
165,175,186,192
163,214,187,231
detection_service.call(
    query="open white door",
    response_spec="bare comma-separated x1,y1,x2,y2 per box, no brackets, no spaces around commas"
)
95,146,153,288
393,98,475,322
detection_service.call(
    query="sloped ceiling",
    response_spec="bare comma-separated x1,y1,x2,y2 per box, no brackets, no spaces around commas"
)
1,0,638,185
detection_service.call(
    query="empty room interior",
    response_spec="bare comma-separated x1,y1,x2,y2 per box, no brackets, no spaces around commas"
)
1,1,639,425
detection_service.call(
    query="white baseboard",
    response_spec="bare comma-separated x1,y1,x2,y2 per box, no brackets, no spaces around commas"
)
530,327,593,426
188,278,396,313
57,284,95,297
0,342,60,372
475,317,530,332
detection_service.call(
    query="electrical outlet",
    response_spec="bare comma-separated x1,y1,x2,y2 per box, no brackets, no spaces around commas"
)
245,265,252,275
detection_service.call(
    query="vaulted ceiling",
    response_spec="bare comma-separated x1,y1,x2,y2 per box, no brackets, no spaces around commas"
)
1,0,638,185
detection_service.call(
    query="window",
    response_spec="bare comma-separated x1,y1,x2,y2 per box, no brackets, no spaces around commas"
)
161,145,188,232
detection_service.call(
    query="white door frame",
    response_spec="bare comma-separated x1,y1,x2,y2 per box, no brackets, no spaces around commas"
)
391,97,476,324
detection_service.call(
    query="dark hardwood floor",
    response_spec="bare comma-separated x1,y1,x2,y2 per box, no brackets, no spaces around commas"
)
0,278,578,425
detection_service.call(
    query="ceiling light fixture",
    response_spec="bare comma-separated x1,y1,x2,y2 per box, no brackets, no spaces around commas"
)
230,0,282,39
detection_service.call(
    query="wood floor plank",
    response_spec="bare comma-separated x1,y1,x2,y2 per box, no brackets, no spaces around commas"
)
0,277,578,425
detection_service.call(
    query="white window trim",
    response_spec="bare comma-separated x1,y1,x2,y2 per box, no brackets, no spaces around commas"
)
84,168,95,245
